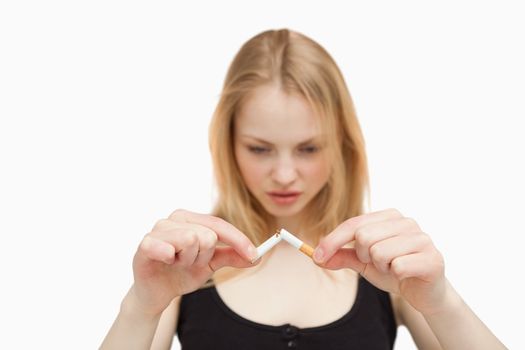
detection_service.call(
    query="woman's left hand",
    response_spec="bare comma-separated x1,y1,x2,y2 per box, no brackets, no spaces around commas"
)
313,208,449,316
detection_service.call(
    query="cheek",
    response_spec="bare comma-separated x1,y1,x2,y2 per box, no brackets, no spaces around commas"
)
304,158,331,186
235,151,267,189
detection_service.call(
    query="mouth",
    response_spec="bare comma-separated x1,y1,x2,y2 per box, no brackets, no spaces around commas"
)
267,191,302,205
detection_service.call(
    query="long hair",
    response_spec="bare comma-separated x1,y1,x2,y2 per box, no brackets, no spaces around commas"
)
209,28,370,249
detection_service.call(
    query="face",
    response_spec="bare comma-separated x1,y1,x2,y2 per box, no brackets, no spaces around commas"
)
233,84,331,228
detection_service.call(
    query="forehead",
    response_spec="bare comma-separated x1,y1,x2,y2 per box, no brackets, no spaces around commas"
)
235,84,322,142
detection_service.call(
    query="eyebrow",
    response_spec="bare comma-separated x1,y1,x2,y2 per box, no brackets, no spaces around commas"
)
240,134,322,146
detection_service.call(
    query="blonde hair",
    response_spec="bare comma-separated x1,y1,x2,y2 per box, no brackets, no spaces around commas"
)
209,28,370,249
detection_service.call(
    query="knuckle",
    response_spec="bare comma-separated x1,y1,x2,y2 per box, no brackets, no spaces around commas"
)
208,215,225,227
152,218,172,232
369,245,385,263
386,208,402,217
138,235,153,253
200,232,218,250
179,230,199,246
416,232,433,246
343,216,360,229
168,208,187,221
403,217,419,229
390,259,405,278
355,228,370,247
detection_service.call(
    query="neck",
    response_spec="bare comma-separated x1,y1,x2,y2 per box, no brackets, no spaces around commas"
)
272,218,315,245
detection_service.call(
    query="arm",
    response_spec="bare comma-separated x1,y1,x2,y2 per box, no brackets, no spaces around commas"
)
397,280,506,349
100,209,258,350
392,293,442,349
421,280,506,350
314,208,507,350
150,296,181,350
100,289,181,350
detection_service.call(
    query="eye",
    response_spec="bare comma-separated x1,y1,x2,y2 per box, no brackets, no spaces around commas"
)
299,145,319,154
248,145,270,154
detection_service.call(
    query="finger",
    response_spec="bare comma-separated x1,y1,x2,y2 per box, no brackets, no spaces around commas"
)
172,231,200,267
150,218,178,232
319,248,366,273
167,209,257,261
314,208,403,264
138,235,176,265
391,251,444,282
151,219,212,236
368,233,427,274
209,246,260,271
153,229,205,267
355,217,421,263
151,220,219,248
154,226,223,270
192,231,218,268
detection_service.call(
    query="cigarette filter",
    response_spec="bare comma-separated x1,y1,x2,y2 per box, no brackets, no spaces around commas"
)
279,229,315,258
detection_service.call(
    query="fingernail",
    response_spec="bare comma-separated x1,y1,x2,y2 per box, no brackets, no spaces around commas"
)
248,246,258,261
314,248,324,263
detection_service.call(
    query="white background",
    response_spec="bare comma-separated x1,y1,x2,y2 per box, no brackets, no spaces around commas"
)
1,1,523,349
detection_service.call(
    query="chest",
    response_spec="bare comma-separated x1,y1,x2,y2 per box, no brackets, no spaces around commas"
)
214,256,359,328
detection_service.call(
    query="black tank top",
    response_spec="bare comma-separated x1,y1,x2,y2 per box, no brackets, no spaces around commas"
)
176,276,397,349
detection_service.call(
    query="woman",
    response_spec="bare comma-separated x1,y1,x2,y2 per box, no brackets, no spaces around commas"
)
101,29,506,349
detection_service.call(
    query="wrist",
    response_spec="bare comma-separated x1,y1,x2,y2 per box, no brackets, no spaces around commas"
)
120,286,164,322
422,278,466,319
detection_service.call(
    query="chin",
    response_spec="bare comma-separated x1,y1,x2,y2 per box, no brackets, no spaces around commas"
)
265,202,305,218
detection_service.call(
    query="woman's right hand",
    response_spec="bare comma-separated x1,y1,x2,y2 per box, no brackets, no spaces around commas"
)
126,209,258,317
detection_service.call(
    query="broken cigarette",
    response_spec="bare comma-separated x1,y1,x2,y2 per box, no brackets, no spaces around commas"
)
279,229,315,258
250,228,316,263
251,231,282,263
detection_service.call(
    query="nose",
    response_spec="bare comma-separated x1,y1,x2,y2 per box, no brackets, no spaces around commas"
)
271,155,298,186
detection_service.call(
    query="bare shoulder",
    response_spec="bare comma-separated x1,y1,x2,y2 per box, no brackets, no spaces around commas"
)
150,296,182,350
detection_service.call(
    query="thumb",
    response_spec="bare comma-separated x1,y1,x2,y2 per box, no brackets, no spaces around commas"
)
319,248,365,273
209,246,258,271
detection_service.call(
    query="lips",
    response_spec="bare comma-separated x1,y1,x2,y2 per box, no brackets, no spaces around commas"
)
267,191,302,205
267,191,302,197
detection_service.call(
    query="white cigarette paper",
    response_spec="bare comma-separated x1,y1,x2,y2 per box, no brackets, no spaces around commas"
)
251,232,282,263
279,229,315,258
279,229,302,248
